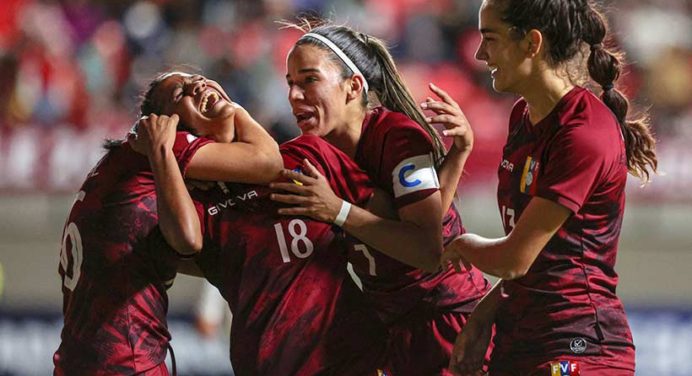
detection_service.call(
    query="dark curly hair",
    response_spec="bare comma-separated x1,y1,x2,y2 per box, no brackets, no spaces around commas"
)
492,0,657,181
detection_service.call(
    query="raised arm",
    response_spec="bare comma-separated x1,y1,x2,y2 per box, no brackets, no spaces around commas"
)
134,114,202,255
185,106,283,184
421,83,474,217
442,196,571,280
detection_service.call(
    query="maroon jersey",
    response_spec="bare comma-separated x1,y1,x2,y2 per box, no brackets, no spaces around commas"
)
54,132,212,375
492,87,635,372
349,107,489,323
193,135,388,376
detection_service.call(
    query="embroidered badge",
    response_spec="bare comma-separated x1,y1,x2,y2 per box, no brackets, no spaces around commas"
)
519,156,539,194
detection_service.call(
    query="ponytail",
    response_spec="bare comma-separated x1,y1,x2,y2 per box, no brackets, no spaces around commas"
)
496,0,658,182
582,6,657,182
364,37,446,165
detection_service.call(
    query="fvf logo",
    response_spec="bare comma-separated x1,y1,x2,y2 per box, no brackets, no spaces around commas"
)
550,360,580,376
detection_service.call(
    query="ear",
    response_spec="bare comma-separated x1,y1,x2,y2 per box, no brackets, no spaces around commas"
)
525,29,543,58
345,75,365,102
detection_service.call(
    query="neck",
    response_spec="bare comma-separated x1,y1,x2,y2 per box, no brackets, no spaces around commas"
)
521,68,574,125
325,109,366,159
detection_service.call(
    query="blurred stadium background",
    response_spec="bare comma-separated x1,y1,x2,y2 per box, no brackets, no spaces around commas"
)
0,0,690,374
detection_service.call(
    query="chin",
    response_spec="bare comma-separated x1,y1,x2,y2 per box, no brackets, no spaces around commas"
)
298,126,320,136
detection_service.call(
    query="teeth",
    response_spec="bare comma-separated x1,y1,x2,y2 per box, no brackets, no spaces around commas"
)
201,92,219,113
201,95,208,113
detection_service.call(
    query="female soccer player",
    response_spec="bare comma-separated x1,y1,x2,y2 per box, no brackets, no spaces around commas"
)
440,1,657,375
54,71,281,375
134,103,391,374
271,21,490,375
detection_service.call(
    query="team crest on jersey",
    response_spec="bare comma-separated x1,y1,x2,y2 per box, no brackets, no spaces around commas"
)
392,153,439,198
569,337,587,354
291,167,304,186
519,156,539,194
550,360,580,376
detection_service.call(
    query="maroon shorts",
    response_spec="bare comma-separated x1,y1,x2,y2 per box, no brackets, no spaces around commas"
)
387,308,469,376
136,362,170,376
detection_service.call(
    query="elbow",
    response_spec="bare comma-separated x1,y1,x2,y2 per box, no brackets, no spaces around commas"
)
164,224,203,256
496,263,530,280
420,238,444,273
186,232,204,254
173,233,203,257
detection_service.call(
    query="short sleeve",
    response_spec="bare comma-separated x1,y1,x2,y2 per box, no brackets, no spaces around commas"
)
281,135,373,206
535,125,605,213
380,124,439,208
172,131,214,176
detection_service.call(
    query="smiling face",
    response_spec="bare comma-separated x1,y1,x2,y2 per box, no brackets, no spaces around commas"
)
148,72,236,143
285,44,353,139
474,0,533,94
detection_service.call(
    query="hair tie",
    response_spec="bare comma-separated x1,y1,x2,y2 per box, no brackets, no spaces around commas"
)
300,33,369,93
590,43,602,51
602,82,614,91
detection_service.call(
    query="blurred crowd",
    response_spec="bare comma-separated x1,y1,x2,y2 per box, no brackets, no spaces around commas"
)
0,0,690,188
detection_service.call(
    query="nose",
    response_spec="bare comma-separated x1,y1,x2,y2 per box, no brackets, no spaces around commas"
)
185,77,206,97
475,42,487,61
288,84,304,103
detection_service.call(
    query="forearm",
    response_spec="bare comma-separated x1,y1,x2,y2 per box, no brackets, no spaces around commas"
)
150,146,202,256
232,107,282,182
437,145,470,217
451,198,570,280
342,204,442,272
455,233,527,279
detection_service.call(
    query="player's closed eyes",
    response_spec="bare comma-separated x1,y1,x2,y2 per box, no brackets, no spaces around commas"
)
173,85,183,102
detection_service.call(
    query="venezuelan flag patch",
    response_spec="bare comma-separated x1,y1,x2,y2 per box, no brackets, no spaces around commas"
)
519,156,539,194
550,360,580,376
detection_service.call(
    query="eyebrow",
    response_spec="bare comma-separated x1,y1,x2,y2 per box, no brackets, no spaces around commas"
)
480,28,498,34
286,68,321,79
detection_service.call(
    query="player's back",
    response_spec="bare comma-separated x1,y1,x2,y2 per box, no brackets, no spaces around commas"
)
55,133,208,375
195,135,389,376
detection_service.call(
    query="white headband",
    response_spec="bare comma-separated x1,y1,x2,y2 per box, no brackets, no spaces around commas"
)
301,32,369,93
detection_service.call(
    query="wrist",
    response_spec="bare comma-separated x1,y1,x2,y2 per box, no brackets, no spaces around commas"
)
450,143,473,158
150,144,173,163
333,200,352,227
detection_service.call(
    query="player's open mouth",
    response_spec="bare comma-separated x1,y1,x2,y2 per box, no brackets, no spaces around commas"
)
200,91,221,114
294,112,316,126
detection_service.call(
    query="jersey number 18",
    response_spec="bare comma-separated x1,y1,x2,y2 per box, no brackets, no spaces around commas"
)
274,219,314,263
